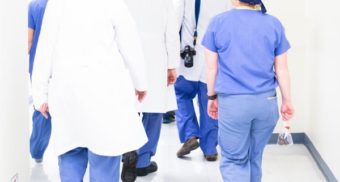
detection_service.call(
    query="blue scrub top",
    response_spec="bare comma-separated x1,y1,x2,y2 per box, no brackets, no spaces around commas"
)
28,0,48,76
202,9,291,95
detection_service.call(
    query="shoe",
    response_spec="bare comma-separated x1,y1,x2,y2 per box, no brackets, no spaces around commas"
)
34,158,43,163
162,117,175,124
176,137,199,158
204,154,218,162
121,151,138,182
136,161,158,176
162,111,175,124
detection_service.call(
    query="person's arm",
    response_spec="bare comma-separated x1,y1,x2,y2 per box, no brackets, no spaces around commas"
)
206,49,218,96
274,53,294,121
205,48,218,119
32,1,59,118
28,28,34,53
165,0,181,85
113,0,148,101
202,17,219,119
28,2,35,53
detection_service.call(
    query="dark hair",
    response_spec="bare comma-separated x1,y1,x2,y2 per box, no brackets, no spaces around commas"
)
239,0,267,13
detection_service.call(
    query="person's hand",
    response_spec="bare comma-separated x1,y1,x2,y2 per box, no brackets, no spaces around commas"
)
281,101,294,121
135,90,147,102
167,69,177,86
39,103,49,119
207,99,218,120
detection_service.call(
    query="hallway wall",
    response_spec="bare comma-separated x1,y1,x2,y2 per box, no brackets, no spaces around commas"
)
264,0,309,133
0,0,30,181
304,0,340,179
265,0,340,179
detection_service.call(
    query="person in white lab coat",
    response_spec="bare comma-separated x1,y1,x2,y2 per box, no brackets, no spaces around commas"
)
162,0,185,125
31,0,148,181
174,0,232,161
123,0,180,178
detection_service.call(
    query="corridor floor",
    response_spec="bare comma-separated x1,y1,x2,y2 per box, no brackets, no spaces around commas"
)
30,122,326,182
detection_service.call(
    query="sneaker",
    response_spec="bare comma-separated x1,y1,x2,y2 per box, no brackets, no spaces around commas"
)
136,161,158,176
204,154,218,162
176,137,199,158
121,151,138,182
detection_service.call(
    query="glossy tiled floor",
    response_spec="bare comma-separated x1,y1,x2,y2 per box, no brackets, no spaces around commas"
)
30,122,326,182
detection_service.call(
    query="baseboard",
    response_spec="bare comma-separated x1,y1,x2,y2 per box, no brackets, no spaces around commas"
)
269,133,338,182
304,135,338,182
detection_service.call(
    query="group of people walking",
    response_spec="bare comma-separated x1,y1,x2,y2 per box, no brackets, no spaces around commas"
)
28,0,294,181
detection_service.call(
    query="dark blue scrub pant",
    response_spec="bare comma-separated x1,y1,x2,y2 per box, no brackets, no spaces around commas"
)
174,76,218,155
218,90,279,182
30,110,51,160
58,147,121,182
137,113,163,168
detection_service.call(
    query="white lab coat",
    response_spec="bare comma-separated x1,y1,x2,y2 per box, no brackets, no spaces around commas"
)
176,0,231,83
172,0,185,29
32,0,148,156
125,0,180,113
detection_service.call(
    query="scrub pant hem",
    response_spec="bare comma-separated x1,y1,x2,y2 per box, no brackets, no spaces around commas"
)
137,113,163,168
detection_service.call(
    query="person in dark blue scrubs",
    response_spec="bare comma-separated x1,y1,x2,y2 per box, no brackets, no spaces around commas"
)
28,0,51,163
202,0,295,181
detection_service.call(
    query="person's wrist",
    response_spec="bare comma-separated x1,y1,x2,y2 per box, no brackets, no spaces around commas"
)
282,98,292,104
207,94,217,100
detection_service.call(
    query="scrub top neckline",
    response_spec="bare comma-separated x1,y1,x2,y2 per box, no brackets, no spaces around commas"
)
233,7,261,12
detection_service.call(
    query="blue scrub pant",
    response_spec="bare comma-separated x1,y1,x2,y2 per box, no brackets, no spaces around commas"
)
174,76,218,155
58,147,121,182
30,110,51,160
218,90,279,182
137,113,163,168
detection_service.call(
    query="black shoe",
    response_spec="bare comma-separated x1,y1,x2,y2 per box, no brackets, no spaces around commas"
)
176,137,199,158
163,111,176,124
204,154,218,162
136,161,158,176
121,151,138,182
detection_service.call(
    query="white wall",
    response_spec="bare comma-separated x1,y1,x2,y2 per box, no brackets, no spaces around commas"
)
304,0,340,179
265,0,340,179
0,0,30,181
264,0,309,133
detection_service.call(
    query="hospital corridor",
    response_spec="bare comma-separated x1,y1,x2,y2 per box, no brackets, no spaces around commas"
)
0,0,340,182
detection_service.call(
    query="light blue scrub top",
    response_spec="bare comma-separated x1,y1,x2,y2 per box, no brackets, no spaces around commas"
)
28,0,48,76
202,9,291,95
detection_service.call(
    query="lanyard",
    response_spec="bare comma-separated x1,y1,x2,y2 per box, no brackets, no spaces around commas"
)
193,0,201,46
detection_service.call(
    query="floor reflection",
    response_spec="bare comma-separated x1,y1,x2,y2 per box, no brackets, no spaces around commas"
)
30,164,51,182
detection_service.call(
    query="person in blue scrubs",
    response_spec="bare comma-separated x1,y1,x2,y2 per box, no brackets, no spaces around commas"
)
28,0,51,163
202,0,295,181
174,0,231,162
